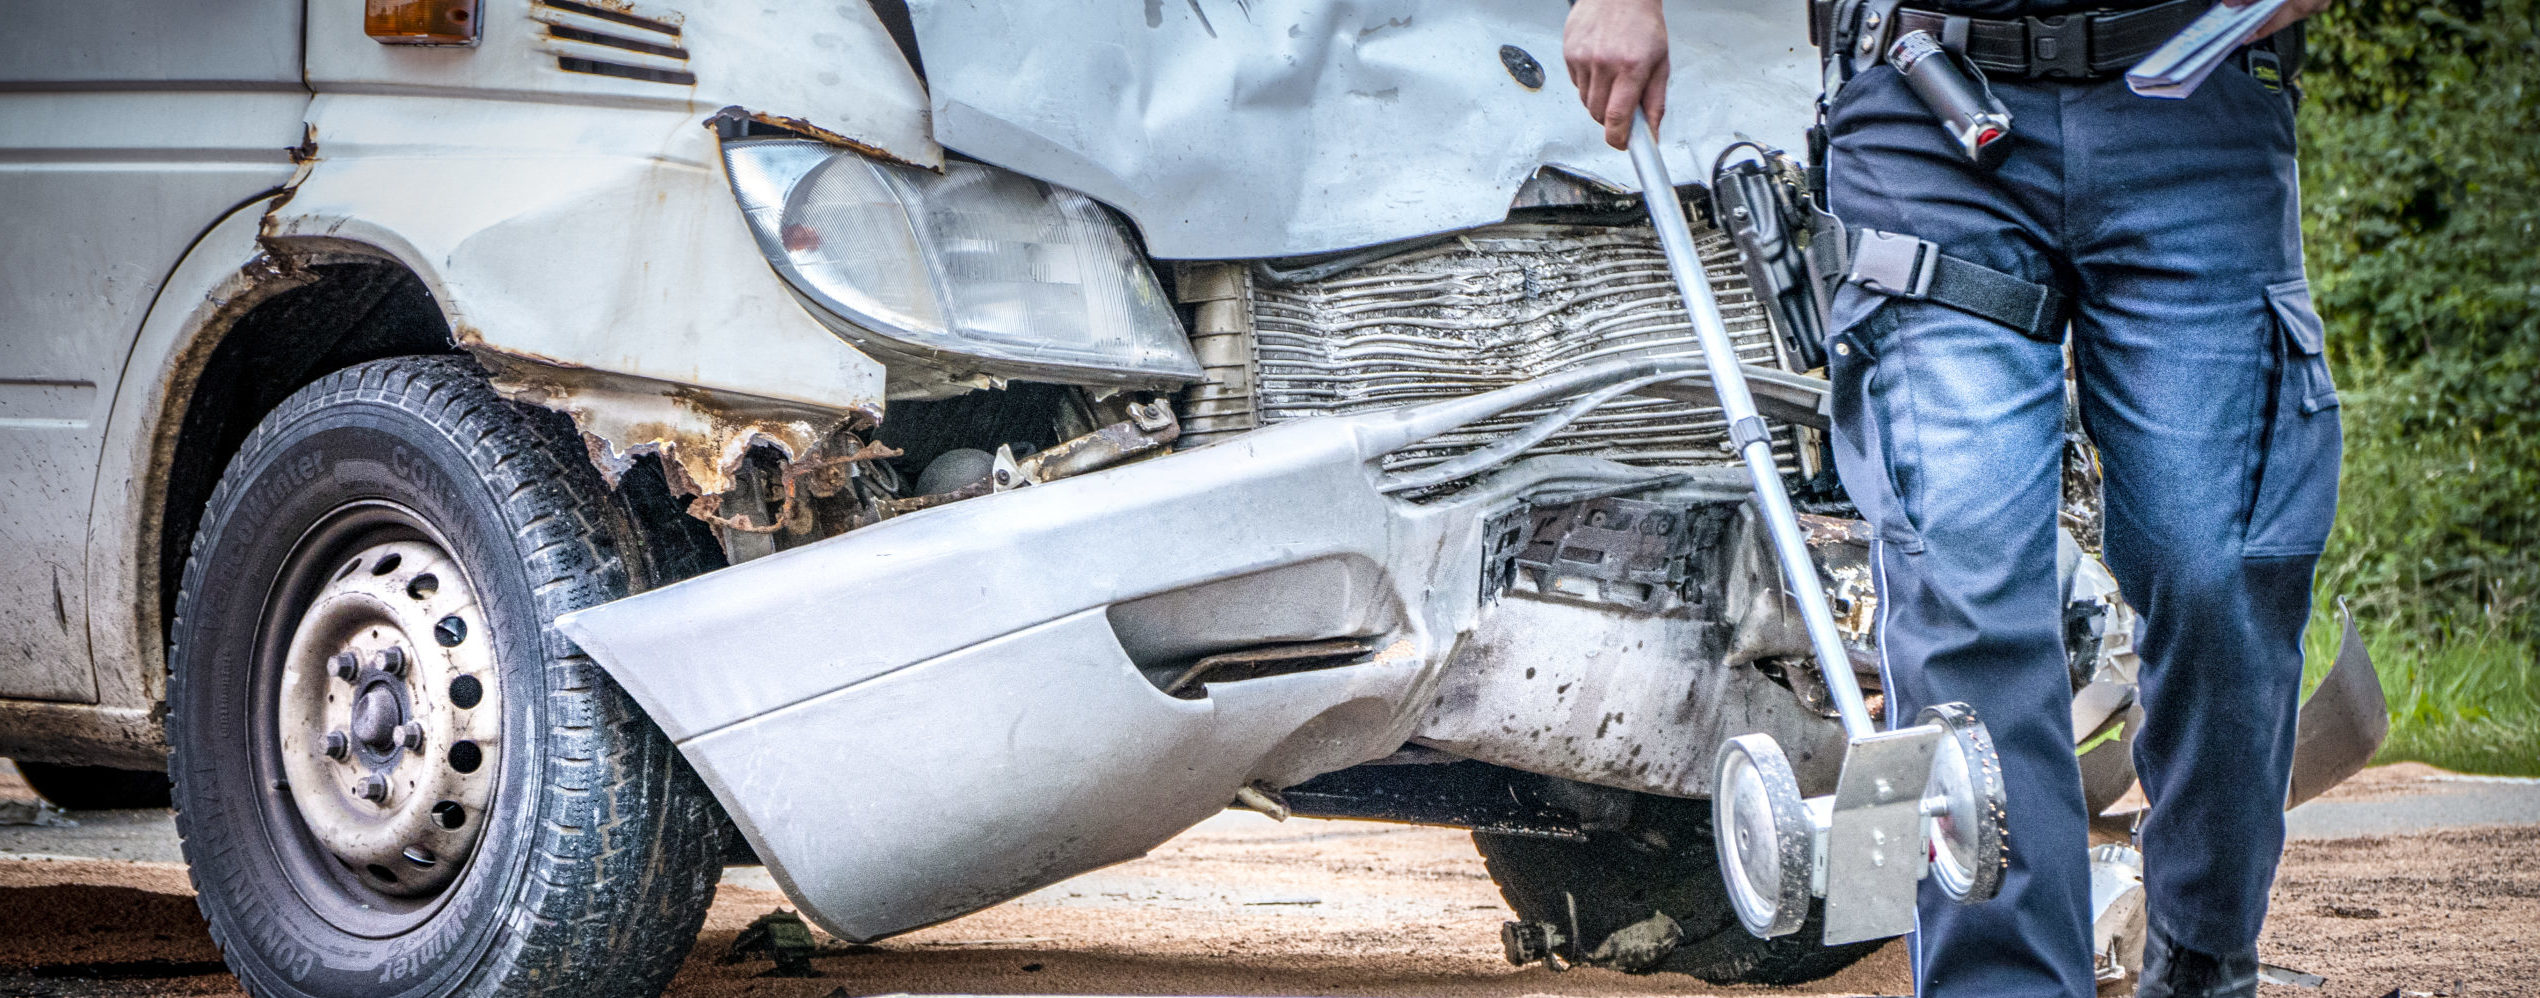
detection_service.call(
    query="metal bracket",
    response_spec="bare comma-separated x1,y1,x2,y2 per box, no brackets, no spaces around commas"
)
1478,502,1533,603
994,402,1183,494
1728,415,1774,452
1847,229,1938,299
1514,497,1724,611
1820,726,1943,945
989,444,1026,493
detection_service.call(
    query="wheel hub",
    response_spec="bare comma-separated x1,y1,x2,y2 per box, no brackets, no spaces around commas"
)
275,537,500,899
350,684,401,755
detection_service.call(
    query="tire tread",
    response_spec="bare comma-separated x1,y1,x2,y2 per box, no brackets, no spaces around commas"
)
169,356,723,998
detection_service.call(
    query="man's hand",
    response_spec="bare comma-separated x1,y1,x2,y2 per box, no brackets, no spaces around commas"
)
2224,0,2330,42
1563,0,1668,150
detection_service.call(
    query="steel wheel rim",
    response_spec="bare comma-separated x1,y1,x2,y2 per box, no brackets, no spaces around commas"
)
1925,733,1981,898
1713,736,1805,937
257,501,502,934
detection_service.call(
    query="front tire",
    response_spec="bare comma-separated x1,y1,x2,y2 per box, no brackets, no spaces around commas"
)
1475,794,1884,986
169,356,723,998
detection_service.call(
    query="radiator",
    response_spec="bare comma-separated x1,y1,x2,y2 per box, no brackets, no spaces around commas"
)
1177,219,1801,476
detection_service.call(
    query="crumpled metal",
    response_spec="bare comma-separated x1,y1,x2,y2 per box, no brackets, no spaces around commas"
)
910,0,1816,259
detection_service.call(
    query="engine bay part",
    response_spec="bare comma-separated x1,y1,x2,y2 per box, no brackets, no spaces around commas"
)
1180,219,1806,477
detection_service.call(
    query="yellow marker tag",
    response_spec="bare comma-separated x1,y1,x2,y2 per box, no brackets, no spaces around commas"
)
2077,720,2127,757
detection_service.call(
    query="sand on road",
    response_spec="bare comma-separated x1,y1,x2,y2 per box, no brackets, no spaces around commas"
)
2,763,2533,998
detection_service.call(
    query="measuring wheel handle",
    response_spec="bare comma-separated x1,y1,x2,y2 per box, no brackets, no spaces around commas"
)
1918,702,2009,904
1711,733,1817,940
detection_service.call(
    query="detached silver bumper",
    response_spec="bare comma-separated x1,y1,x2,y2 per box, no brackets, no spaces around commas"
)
558,358,1835,942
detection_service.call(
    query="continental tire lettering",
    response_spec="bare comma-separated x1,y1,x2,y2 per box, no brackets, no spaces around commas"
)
245,909,316,981
390,444,437,497
250,448,323,513
378,892,472,984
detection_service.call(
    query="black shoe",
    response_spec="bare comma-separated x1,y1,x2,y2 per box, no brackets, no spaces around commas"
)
2135,924,2258,998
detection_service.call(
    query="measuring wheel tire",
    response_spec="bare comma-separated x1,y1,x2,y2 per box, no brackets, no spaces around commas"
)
10,761,173,810
1919,702,2009,904
169,356,726,998
1473,794,1884,986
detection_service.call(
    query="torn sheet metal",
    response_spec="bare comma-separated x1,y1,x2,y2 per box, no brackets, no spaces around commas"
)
910,0,1818,259
478,356,868,497
2286,602,2389,810
556,358,1755,942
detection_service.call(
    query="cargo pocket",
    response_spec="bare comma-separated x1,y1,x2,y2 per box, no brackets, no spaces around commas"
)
1825,289,1926,553
2243,279,2342,557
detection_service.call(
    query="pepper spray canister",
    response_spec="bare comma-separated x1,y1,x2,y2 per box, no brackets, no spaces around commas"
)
1887,30,2014,170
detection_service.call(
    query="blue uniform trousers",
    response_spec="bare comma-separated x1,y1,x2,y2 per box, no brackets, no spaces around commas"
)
1822,55,2341,998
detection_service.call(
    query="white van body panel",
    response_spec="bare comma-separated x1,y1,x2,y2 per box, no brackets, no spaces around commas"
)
0,1,309,704
3,0,934,744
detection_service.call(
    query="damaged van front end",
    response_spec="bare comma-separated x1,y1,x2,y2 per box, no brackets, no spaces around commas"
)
557,356,1855,941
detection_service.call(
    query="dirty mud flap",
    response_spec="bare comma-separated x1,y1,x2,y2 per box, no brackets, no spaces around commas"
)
556,356,1750,943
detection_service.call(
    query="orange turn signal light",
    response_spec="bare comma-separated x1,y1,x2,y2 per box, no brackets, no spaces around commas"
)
367,0,482,45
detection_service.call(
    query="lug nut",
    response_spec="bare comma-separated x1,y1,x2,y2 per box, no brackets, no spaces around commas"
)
376,646,408,677
394,722,426,753
355,775,391,803
323,730,351,760
331,651,360,682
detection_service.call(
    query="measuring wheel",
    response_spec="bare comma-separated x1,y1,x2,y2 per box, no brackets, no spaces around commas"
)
1712,734,1815,939
1919,703,2008,903
1628,112,2010,946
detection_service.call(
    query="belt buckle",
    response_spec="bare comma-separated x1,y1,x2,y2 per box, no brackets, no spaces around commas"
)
1848,230,1938,299
2022,13,2092,78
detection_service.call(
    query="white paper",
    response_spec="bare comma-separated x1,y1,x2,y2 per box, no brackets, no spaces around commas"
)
2125,0,2286,98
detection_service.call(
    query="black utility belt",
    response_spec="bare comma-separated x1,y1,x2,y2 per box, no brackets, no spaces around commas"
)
1890,1,2210,81
1818,0,2295,84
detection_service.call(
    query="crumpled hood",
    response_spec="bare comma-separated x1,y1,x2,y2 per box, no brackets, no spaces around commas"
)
909,0,1817,259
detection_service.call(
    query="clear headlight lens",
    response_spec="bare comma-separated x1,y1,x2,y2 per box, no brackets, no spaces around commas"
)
721,139,1202,387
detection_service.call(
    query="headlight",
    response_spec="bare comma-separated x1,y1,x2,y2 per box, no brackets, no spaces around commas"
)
721,139,1203,388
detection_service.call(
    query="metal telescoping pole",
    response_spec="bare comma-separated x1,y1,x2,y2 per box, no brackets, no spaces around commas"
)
1626,111,1877,741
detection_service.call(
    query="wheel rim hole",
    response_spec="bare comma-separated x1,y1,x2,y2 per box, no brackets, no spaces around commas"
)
434,616,467,647
406,573,439,601
448,740,483,774
366,863,400,884
403,845,438,867
432,800,467,830
371,553,403,576
335,558,362,581
448,674,483,710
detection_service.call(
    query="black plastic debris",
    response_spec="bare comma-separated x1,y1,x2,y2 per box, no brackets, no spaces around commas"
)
724,909,821,978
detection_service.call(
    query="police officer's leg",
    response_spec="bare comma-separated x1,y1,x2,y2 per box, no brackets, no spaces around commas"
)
2062,65,2335,998
1827,68,2097,998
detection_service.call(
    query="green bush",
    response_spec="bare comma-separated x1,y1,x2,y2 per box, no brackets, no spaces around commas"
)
2296,0,2540,774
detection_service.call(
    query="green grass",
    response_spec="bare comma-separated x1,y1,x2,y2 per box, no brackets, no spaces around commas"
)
2303,610,2540,777
2293,352,2540,777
